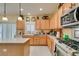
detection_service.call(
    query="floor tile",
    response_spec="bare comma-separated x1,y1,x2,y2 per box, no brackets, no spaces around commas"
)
30,46,52,56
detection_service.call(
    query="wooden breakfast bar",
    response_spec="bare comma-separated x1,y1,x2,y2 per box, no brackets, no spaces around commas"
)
0,38,30,56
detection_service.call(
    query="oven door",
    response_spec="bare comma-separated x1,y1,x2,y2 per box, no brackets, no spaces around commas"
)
56,45,70,56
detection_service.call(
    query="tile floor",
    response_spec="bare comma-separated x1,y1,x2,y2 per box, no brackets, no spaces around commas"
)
30,46,52,56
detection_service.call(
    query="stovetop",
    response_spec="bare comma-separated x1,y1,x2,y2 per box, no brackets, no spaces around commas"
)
58,39,79,51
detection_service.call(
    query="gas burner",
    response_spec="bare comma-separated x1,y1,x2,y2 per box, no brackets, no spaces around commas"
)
58,39,79,50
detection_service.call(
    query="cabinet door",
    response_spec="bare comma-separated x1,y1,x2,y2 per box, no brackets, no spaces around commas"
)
36,37,40,45
44,20,50,29
30,37,34,45
47,37,52,52
41,20,50,29
16,20,25,30
33,37,37,45
35,20,41,29
40,36,47,45
50,16,55,29
57,7,63,29
33,37,40,45
41,20,45,29
54,13,58,29
62,3,71,14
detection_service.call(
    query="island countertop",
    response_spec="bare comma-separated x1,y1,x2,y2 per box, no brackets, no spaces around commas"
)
0,38,30,43
0,38,30,56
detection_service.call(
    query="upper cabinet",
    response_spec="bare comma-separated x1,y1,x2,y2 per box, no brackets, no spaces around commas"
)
36,20,41,30
41,19,50,29
50,16,54,29
57,6,63,29
36,19,50,30
54,12,58,29
36,3,73,30
16,20,25,36
16,20,25,30
62,3,71,15
50,12,58,29
50,3,72,29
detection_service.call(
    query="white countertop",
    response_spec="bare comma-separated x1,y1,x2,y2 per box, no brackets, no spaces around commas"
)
0,38,30,43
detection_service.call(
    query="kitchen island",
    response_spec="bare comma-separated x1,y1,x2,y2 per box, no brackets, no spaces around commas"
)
0,38,30,56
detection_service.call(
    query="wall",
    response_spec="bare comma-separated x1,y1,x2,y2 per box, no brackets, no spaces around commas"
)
62,28,73,39
0,15,18,22
72,27,79,42
62,27,79,42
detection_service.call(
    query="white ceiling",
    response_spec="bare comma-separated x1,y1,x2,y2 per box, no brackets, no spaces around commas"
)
0,3,58,16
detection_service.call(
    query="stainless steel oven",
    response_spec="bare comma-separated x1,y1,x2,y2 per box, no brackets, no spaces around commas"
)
56,44,69,56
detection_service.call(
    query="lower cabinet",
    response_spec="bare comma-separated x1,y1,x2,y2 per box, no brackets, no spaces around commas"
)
33,36,40,45
47,37,52,52
40,36,47,45
30,36,47,46
29,37,34,45
47,36,55,55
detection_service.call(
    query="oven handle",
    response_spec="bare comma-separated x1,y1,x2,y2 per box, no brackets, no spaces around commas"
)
72,52,79,56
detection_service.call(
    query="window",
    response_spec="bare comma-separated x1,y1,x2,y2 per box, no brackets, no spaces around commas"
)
0,22,16,40
0,24,2,39
25,18,36,34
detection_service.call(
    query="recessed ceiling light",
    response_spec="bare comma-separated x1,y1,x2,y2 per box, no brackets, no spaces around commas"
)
40,8,43,11
27,13,31,15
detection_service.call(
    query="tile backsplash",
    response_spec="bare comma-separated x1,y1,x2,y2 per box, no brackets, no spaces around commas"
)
62,28,73,39
62,27,79,42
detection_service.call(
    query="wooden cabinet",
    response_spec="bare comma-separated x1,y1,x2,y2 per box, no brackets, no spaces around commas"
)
41,20,50,29
16,20,25,30
33,36,40,45
47,36,56,55
16,20,25,36
57,6,63,29
30,36,47,46
47,37,52,52
36,19,50,29
49,3,71,30
36,20,41,29
50,16,55,29
62,3,71,14
54,12,58,29
40,36,47,45
50,13,58,29
29,37,34,45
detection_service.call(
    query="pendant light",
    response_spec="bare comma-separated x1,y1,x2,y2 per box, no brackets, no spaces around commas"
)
2,3,8,21
18,3,24,21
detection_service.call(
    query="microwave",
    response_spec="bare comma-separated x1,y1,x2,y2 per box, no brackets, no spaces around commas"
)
61,7,79,25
